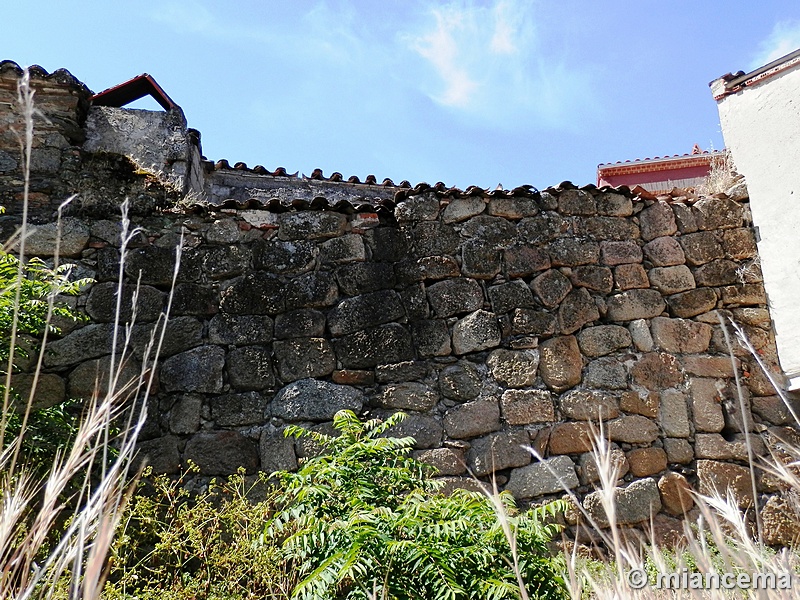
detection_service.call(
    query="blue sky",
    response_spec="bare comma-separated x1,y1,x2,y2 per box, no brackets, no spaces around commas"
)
5,1,800,189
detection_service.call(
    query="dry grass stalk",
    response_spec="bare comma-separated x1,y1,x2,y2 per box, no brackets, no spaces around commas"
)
696,149,739,196
0,69,180,600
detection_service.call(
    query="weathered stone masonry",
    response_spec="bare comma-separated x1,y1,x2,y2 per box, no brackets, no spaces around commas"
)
2,61,799,543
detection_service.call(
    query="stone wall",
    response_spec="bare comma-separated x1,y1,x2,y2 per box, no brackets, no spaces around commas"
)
1,62,798,543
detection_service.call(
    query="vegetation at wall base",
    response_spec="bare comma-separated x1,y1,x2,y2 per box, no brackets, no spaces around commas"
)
268,410,569,600
100,466,294,600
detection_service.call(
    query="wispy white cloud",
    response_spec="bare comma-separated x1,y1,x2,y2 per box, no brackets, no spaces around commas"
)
401,0,596,130
751,20,800,69
149,1,223,36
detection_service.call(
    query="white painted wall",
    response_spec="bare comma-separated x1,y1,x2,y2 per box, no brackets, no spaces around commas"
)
714,66,800,387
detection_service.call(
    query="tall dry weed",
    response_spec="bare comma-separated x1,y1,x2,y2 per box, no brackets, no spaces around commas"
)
696,149,740,196
0,69,178,599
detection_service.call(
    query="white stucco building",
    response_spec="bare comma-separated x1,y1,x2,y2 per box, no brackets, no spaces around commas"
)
711,48,800,389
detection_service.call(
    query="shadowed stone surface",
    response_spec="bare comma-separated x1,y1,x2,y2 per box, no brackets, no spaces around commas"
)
506,456,579,499
584,478,662,526
271,379,364,421
160,346,225,394
185,431,259,475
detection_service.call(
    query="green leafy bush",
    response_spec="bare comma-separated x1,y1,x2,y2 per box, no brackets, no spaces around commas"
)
269,410,569,600
0,249,91,470
0,250,90,366
101,466,294,600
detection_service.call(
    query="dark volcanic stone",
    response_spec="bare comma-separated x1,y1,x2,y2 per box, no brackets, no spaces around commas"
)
273,337,336,381
184,431,259,475
271,378,364,421
427,278,483,317
274,309,326,339
125,245,201,285
333,323,414,369
171,283,219,316
220,272,285,314
160,346,225,394
253,239,316,274
336,262,396,296
328,290,405,336
227,345,275,391
208,313,273,345
412,221,460,257
85,282,165,323
285,271,339,310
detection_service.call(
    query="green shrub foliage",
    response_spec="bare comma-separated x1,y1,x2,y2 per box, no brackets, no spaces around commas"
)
0,250,91,468
269,410,569,600
0,251,90,366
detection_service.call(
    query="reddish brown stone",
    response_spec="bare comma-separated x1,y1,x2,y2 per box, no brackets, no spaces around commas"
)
650,317,712,354
500,389,555,425
658,472,694,515
332,369,375,386
696,460,754,508
558,189,596,215
539,335,583,392
679,231,724,266
639,201,677,241
504,245,551,277
578,446,629,484
762,494,800,546
443,400,501,439
682,355,737,378
752,395,797,425
600,240,643,266
648,265,696,295
531,269,572,308
721,228,757,260
619,391,659,418
627,447,667,477
695,433,760,460
559,390,620,421
693,259,739,287
575,216,638,241
570,265,613,293
721,284,767,306
596,192,633,216
414,448,466,476
631,352,683,390
689,377,725,432
558,288,600,334
607,415,659,444
693,196,743,231
613,264,650,290
663,438,694,464
652,514,688,548
659,390,691,438
643,236,685,266
549,422,595,455
666,288,718,318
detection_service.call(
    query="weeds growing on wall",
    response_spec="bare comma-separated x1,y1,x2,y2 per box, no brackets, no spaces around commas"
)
696,149,740,196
